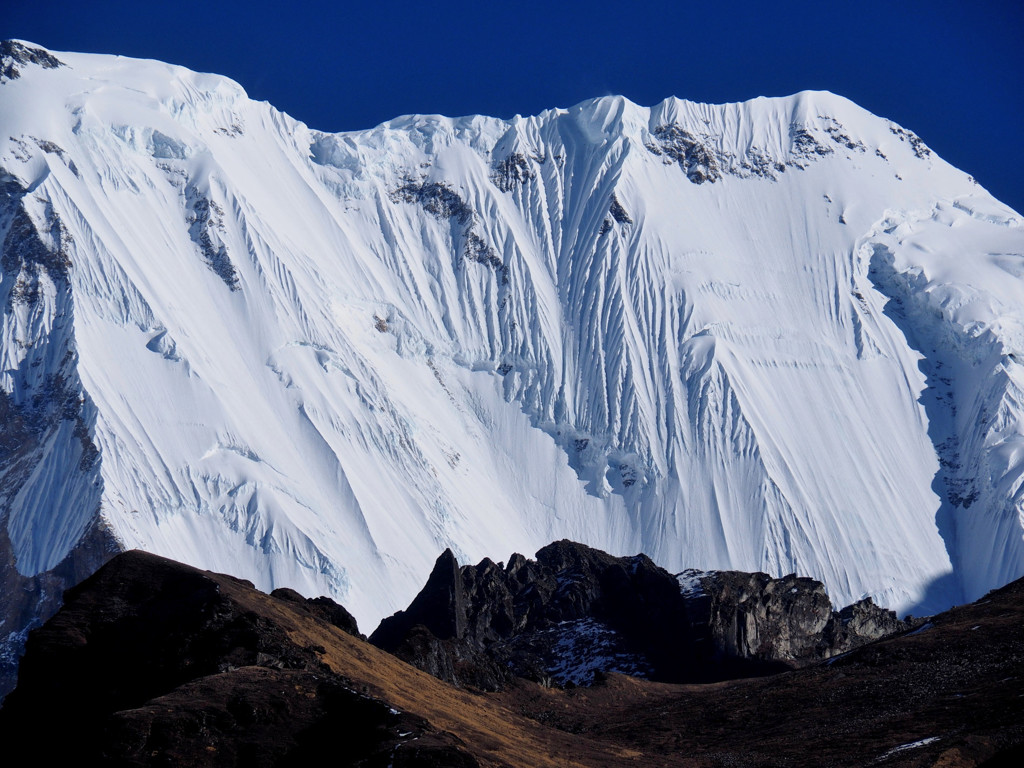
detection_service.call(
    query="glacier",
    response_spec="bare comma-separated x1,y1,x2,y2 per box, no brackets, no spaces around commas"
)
2,40,1023,688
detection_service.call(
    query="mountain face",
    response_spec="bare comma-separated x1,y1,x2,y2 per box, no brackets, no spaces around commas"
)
2,40,1024,692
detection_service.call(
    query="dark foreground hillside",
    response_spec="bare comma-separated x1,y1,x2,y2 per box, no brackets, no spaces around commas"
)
1,548,1021,767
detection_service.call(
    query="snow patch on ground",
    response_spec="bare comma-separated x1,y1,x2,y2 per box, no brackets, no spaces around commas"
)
533,618,653,686
878,737,940,760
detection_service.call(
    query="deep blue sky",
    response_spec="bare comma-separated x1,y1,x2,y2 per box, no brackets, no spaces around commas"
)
5,1,1023,212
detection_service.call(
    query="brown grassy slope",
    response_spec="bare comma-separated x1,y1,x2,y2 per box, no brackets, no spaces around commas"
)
212,572,664,768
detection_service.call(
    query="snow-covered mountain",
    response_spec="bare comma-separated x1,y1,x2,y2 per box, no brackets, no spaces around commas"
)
2,40,1023,687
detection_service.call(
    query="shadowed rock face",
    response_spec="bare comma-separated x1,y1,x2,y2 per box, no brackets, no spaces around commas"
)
682,569,912,666
370,540,910,689
0,550,477,767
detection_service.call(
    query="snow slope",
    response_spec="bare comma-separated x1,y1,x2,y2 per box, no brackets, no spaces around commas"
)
2,41,1023,669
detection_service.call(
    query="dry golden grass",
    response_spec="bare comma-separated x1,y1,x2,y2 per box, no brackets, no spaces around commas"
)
215,576,676,767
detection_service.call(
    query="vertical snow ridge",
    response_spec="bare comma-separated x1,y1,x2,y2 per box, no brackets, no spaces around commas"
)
864,205,1024,602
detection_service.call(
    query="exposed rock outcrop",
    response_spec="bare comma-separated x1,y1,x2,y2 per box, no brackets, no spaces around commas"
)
0,40,64,83
490,152,533,192
371,541,912,689
185,186,239,290
645,124,722,183
269,586,362,637
680,569,913,669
